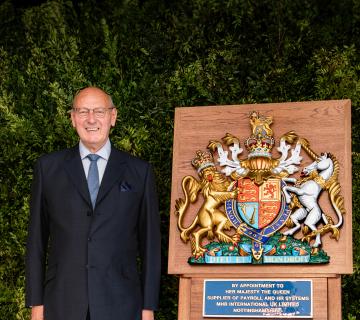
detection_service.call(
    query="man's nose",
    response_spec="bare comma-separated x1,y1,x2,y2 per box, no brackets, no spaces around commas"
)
86,111,97,123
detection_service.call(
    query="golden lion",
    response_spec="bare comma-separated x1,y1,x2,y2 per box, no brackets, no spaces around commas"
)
175,165,238,258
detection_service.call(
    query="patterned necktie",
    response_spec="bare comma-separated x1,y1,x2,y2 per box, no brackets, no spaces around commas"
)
87,154,101,208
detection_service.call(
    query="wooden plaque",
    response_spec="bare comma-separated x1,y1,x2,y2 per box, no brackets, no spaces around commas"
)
168,100,352,319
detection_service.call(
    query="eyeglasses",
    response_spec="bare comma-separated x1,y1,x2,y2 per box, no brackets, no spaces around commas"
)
71,107,115,118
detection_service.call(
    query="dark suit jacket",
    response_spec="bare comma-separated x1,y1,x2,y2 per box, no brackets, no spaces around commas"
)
25,145,161,320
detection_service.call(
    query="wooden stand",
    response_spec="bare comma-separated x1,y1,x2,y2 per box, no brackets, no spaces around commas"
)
169,101,352,319
178,275,341,320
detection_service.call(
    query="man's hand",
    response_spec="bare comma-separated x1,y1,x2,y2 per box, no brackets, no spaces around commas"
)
31,305,44,320
142,309,154,320
32,306,153,319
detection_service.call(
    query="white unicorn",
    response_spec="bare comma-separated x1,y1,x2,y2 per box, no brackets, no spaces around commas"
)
282,153,344,248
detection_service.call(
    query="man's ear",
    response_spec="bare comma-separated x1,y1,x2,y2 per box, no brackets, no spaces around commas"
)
70,112,76,128
111,108,117,127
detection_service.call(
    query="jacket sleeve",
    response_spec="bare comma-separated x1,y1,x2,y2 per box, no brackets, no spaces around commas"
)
138,163,161,310
25,158,49,307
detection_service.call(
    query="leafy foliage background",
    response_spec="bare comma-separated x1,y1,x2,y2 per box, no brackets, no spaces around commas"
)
0,0,359,319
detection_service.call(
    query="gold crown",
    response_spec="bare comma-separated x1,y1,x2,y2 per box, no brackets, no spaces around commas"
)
192,150,215,172
245,136,275,158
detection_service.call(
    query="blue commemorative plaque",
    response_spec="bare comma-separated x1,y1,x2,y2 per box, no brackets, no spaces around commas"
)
203,279,312,318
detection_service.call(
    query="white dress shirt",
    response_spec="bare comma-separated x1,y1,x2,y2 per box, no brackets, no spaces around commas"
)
79,139,111,184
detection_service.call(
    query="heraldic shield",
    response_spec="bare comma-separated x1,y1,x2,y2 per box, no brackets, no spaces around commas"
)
237,178,281,229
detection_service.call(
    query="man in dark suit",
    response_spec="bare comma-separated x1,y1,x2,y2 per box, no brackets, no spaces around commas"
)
25,87,161,320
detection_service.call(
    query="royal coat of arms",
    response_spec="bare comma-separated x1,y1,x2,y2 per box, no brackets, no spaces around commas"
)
174,111,345,264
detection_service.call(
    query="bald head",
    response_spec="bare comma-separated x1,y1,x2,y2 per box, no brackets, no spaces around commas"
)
73,87,114,109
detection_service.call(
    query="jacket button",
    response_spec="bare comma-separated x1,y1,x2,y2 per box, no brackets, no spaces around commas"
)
87,211,92,216
88,237,92,242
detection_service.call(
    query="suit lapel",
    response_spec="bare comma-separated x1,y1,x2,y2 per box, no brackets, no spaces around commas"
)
95,147,127,207
62,145,127,210
63,146,92,208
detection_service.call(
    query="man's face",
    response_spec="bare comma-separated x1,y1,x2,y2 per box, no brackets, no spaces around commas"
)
71,88,117,153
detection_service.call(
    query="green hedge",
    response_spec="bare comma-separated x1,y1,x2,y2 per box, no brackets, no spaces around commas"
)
0,0,359,319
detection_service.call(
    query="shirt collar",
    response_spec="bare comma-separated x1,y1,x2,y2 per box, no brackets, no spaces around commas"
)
79,139,111,160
